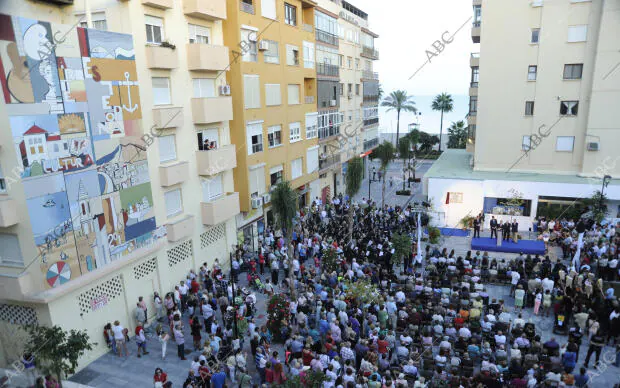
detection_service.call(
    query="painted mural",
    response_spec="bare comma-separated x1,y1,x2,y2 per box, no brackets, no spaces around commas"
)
0,14,165,288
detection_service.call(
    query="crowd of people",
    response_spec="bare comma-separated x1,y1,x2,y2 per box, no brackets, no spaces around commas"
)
96,194,620,387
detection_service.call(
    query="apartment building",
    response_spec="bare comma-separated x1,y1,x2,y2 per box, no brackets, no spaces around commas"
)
224,0,320,247
314,0,380,200
0,0,239,367
427,0,620,229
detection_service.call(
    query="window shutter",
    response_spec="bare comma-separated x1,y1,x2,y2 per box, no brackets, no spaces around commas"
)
249,165,266,195
152,77,171,105
567,25,587,42
261,0,277,19
145,15,163,27
265,84,281,106
291,158,303,179
244,75,260,109
307,146,319,174
288,84,300,105
158,135,176,162
165,189,182,217
202,175,223,201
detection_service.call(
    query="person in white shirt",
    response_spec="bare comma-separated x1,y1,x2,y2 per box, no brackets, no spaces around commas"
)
510,270,521,296
494,331,507,346
112,320,128,357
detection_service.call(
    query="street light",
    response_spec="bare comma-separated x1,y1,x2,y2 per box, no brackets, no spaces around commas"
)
600,175,612,214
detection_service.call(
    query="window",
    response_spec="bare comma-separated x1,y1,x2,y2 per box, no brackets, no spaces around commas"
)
202,175,223,201
247,122,263,155
473,5,481,26
338,55,344,68
0,234,23,266
284,3,297,26
525,101,535,116
347,83,352,94
268,125,282,148
527,65,537,81
197,128,219,151
152,77,171,105
307,146,319,173
447,192,463,204
355,58,360,70
243,74,261,109
291,158,303,180
471,66,479,87
261,0,276,19
288,84,300,105
79,12,107,31
355,84,360,95
531,0,543,6
305,112,318,139
339,83,344,96
303,41,315,69
556,136,575,152
286,44,299,66
264,40,279,64
193,78,216,98
158,135,177,163
563,64,583,79
347,57,352,69
531,28,540,44
249,166,266,197
0,164,5,193
265,84,281,106
241,29,257,62
270,165,283,186
469,96,478,116
568,25,587,42
145,15,164,44
188,24,210,44
560,101,579,116
165,189,182,218
522,136,531,151
289,122,301,142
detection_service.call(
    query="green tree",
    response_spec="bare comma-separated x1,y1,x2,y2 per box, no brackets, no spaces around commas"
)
24,325,95,387
391,233,412,269
321,247,339,274
342,278,382,305
345,156,364,241
431,92,454,152
582,190,608,223
373,141,395,207
398,137,412,190
447,120,467,149
381,90,417,146
418,132,440,153
271,181,298,298
377,83,384,100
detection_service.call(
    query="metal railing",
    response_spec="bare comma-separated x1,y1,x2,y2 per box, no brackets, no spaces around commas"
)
362,70,379,80
363,95,379,103
363,117,379,126
317,62,339,77
318,125,340,140
240,1,254,14
302,23,313,33
251,143,263,154
304,96,315,104
319,154,341,170
470,82,478,88
361,46,379,59
363,138,379,150
315,29,338,46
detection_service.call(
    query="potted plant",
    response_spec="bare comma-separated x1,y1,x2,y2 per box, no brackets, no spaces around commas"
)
460,215,475,230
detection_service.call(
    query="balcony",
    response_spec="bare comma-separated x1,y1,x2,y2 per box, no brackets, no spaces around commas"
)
187,43,229,72
315,30,338,46
472,22,481,43
153,106,183,129
469,85,478,96
166,215,195,243
318,125,341,141
159,161,189,187
145,45,178,69
196,144,237,176
240,0,254,14
467,115,477,125
191,96,233,124
473,0,481,5
362,70,379,80
201,192,240,226
142,0,173,9
0,198,19,227
361,46,379,60
302,24,313,33
470,52,479,67
304,96,315,104
319,154,341,171
363,95,379,104
183,0,226,21
363,117,379,127
316,63,339,78
363,138,379,151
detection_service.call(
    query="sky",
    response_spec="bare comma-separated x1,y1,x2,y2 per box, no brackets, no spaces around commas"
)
351,0,477,135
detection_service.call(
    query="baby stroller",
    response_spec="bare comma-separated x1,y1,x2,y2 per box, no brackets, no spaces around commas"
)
552,314,568,335
248,273,265,293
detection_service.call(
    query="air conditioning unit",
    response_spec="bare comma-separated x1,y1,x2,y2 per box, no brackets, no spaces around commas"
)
587,142,599,151
262,193,272,204
330,99,337,106
251,197,263,209
258,40,269,51
218,85,231,96
347,92,353,99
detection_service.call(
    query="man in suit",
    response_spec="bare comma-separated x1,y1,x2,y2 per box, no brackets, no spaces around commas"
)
511,220,519,243
502,221,511,241
490,216,498,239
473,216,481,238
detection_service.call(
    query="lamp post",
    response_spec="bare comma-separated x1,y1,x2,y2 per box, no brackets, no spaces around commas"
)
600,175,612,216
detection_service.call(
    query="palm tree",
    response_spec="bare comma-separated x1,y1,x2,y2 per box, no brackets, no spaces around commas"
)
345,156,364,242
431,93,454,152
373,141,395,207
447,120,467,149
271,181,298,298
398,137,412,191
377,84,384,100
381,90,417,146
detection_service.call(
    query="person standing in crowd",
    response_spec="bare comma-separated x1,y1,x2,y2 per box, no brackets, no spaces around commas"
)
112,320,128,357
473,216,481,238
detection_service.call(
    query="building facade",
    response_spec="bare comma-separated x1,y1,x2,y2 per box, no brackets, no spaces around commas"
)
428,0,620,230
0,0,239,368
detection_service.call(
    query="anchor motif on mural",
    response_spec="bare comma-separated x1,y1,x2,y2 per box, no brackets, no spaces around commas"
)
122,71,138,113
